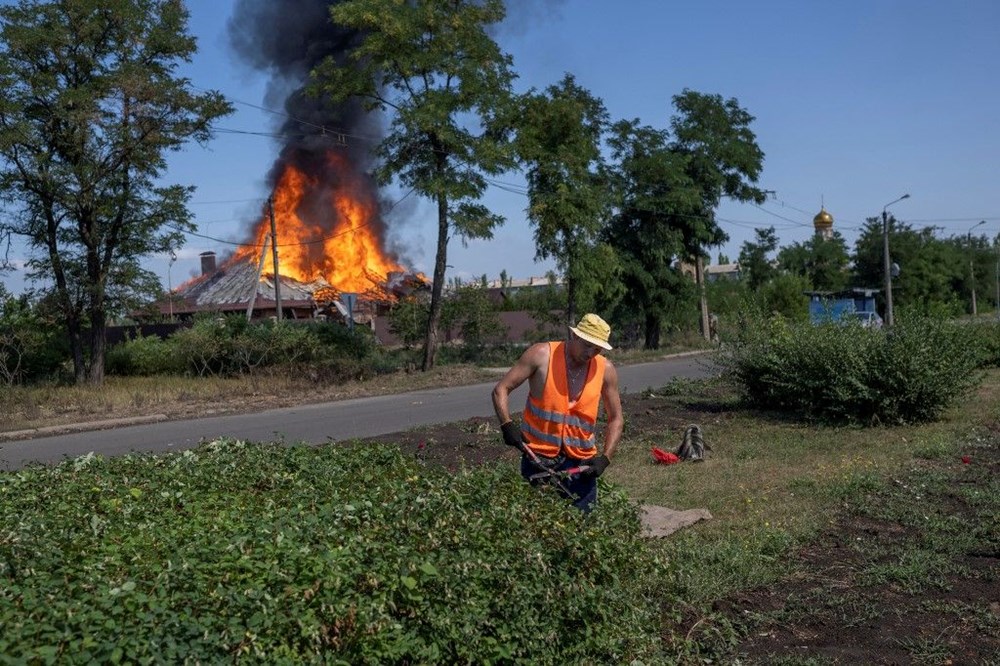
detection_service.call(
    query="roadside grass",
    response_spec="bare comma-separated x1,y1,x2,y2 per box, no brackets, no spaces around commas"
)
0,365,506,433
0,339,705,434
603,370,1000,659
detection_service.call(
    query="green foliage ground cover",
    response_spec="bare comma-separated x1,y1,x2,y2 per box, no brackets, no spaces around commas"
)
0,441,662,664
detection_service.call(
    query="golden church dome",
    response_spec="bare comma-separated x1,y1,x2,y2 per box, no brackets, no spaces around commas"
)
813,207,834,229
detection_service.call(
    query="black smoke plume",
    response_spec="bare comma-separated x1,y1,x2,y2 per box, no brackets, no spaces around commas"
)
227,0,392,268
228,0,380,167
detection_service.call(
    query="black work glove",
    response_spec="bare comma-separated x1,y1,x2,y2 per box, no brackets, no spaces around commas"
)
500,421,524,449
587,454,611,478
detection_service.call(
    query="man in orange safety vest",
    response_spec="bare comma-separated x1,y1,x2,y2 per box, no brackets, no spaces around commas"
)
492,313,623,511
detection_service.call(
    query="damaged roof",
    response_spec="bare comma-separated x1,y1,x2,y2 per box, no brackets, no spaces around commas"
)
177,260,330,307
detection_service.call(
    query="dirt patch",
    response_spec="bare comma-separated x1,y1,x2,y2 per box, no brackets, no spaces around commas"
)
717,442,1000,664
352,386,736,472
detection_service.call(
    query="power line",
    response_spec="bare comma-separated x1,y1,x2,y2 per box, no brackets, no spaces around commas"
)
191,84,382,145
189,197,267,206
751,203,810,227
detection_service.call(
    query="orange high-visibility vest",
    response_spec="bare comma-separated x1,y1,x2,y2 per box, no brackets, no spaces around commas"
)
521,341,606,460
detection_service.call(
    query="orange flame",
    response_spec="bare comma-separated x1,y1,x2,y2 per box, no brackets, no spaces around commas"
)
233,151,405,293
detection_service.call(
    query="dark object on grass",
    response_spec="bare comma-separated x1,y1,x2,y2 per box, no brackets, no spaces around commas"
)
676,424,708,462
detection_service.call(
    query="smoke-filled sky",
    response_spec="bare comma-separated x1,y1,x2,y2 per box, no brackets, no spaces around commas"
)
3,0,1000,294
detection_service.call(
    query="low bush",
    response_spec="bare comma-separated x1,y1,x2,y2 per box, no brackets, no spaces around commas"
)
311,320,380,360
965,319,1000,368
105,334,186,376
169,316,327,377
0,293,68,385
717,309,983,424
0,441,664,664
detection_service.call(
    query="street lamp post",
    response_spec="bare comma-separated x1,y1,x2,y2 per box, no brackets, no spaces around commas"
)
995,240,999,320
882,194,910,327
967,220,986,317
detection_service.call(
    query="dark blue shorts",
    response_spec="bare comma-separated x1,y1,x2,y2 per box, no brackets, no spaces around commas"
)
520,454,597,512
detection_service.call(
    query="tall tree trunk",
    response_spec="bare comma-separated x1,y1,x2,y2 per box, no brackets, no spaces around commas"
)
67,318,86,384
86,235,106,385
696,255,710,341
644,312,661,350
44,207,87,382
565,247,578,327
422,190,449,371
87,303,106,385
566,274,577,328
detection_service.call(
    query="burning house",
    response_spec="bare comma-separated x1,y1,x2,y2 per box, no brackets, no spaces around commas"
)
158,151,427,323
149,0,426,324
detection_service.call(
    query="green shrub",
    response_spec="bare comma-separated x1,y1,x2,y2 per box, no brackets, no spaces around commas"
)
388,299,429,348
311,320,380,360
170,314,232,376
0,441,664,663
105,334,185,376
717,309,983,424
441,283,508,356
0,292,68,384
965,319,1000,368
170,316,327,377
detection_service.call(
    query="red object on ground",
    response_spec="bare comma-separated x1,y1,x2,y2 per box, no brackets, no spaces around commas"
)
652,447,680,465
961,455,971,464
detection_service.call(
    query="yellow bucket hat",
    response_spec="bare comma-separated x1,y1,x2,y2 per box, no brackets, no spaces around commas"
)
570,313,613,350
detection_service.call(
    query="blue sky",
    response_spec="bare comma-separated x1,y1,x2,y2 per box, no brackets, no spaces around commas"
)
4,0,1000,295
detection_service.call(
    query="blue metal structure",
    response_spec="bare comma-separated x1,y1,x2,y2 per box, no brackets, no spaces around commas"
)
805,288,880,325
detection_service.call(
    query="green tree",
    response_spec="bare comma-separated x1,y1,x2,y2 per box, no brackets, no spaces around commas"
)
777,232,851,292
669,90,768,339
758,272,810,322
965,230,998,315
852,217,964,316
604,120,699,349
388,297,429,349
514,74,614,325
670,89,768,252
601,91,766,349
311,0,516,371
0,286,66,384
738,226,779,290
704,275,749,332
0,0,232,384
441,282,506,356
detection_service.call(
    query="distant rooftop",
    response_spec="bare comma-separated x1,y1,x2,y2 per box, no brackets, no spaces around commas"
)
484,275,563,289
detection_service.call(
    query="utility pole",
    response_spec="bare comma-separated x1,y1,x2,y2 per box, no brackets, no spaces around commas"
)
994,245,1000,319
696,254,710,341
247,235,270,322
970,252,978,317
995,241,999,320
882,209,893,327
968,220,985,317
268,196,282,321
881,194,910,327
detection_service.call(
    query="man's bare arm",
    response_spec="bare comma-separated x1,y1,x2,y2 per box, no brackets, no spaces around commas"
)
600,360,624,459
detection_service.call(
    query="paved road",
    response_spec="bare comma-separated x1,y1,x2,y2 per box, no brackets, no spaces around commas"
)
0,353,714,471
